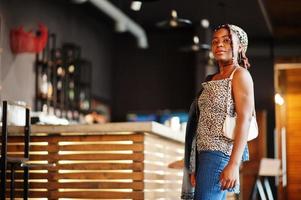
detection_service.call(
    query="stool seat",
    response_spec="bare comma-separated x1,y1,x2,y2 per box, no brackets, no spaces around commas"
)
20,162,56,168
7,157,29,165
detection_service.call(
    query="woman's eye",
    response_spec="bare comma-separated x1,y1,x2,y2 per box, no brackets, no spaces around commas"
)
211,40,218,45
223,38,231,44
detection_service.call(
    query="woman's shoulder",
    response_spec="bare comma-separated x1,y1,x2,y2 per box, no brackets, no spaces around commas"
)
232,66,254,89
233,67,253,81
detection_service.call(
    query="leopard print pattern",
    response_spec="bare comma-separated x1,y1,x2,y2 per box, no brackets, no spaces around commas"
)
196,78,236,156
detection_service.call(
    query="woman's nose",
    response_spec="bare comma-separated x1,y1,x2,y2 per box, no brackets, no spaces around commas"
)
217,40,224,47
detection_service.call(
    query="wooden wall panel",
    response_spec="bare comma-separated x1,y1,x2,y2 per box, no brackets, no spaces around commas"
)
274,67,301,200
285,69,301,200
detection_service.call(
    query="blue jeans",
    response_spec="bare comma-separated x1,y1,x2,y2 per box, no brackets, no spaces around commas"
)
194,151,239,200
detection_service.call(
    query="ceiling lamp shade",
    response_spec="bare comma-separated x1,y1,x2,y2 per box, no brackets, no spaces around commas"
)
130,0,159,11
156,10,192,28
180,36,210,52
132,0,159,1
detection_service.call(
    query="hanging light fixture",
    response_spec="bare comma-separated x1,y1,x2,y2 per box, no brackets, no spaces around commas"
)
180,18,211,52
156,9,192,28
130,0,159,11
131,1,142,11
179,36,210,52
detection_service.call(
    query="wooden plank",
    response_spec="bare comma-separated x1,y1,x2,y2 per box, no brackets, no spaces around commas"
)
8,173,48,179
6,145,50,152
144,172,182,181
56,153,144,161
145,134,183,148
51,134,144,142
12,153,144,162
144,182,181,190
50,191,144,199
7,191,47,198
2,134,144,143
58,163,143,170
59,143,144,151
144,152,183,163
144,190,180,200
29,122,152,134
52,172,143,180
12,181,144,190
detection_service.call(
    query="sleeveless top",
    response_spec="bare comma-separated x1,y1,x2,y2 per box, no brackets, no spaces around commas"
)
196,68,237,156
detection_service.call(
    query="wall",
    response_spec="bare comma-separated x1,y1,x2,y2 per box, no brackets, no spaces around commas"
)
112,30,196,121
0,0,114,107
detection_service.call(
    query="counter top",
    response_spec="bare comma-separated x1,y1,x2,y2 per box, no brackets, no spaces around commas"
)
1,122,185,143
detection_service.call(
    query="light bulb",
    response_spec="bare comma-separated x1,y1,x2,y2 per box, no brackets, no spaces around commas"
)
201,19,210,28
193,36,200,44
131,1,142,11
171,10,178,18
275,93,284,105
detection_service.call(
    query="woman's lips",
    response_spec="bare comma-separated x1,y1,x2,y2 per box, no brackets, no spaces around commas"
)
215,50,226,55
215,50,225,55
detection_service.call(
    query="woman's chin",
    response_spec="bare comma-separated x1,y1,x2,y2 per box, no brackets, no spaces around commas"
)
215,57,229,63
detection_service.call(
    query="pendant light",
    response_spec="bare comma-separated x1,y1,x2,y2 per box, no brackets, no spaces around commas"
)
156,10,192,28
179,36,210,52
131,0,159,11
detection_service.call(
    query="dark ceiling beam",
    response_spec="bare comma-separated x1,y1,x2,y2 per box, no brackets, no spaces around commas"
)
274,26,301,39
257,0,273,36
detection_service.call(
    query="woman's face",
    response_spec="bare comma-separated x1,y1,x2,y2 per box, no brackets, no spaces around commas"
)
211,28,240,64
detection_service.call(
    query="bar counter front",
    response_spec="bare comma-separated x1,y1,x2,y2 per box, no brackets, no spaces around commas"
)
1,122,185,199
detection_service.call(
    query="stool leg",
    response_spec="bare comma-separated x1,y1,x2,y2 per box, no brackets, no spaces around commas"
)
256,178,267,200
10,164,15,200
23,107,30,200
264,177,274,200
0,160,7,200
23,166,29,200
1,101,8,200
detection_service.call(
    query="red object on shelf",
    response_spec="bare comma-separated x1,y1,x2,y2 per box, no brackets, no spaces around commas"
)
10,23,48,53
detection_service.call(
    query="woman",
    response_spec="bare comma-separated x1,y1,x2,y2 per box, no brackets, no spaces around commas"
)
181,24,254,200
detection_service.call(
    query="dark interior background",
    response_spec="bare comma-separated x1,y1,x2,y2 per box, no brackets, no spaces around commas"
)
0,0,301,162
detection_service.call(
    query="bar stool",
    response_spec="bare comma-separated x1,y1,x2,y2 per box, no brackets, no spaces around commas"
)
0,101,31,200
250,158,281,200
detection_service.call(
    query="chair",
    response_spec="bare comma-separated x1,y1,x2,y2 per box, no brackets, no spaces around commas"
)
1,100,31,200
250,158,281,200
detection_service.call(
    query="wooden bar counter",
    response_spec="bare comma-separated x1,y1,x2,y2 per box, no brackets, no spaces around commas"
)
1,122,185,199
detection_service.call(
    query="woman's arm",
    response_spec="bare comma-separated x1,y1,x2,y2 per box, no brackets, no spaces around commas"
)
220,67,254,190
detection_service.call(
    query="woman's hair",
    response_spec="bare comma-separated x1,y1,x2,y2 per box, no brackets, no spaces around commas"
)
213,24,251,69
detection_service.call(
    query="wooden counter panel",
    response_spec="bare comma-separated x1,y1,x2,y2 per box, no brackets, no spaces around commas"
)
1,133,145,199
1,122,185,199
144,134,183,200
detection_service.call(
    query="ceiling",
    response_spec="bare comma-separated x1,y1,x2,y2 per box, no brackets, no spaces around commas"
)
104,0,301,41
265,0,301,40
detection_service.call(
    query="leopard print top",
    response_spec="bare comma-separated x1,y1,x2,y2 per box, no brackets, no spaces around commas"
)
196,77,235,155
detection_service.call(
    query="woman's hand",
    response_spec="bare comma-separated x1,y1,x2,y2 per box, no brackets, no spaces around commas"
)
189,172,196,187
220,162,239,190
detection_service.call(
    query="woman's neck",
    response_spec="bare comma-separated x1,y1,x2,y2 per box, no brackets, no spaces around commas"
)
218,62,236,75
